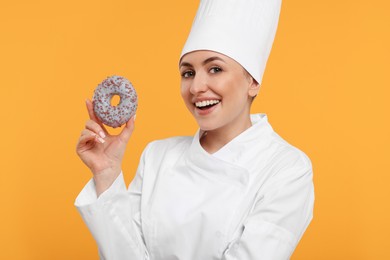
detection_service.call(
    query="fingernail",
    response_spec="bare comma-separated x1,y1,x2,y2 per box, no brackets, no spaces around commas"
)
133,114,137,121
99,131,106,138
97,137,105,143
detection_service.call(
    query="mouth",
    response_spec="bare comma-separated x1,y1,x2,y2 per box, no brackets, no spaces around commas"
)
194,99,220,110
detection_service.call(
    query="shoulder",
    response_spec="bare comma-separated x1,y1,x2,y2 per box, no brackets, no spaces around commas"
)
147,136,192,152
143,136,193,160
256,130,314,201
266,130,313,179
271,133,311,167
250,114,312,172
138,136,193,178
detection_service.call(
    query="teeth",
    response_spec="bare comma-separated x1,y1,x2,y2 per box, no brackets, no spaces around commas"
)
195,100,220,108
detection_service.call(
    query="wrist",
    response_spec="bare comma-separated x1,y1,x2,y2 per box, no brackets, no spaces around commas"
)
93,167,121,197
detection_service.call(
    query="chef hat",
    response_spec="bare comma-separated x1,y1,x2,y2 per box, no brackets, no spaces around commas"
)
180,0,282,84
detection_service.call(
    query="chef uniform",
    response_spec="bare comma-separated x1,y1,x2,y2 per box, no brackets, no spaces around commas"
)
75,0,314,259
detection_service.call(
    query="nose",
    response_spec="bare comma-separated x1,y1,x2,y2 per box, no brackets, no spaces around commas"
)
189,72,208,95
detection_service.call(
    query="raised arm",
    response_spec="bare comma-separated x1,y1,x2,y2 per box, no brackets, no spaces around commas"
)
76,99,135,196
75,99,149,259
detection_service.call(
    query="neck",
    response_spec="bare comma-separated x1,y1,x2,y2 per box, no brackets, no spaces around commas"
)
200,115,252,154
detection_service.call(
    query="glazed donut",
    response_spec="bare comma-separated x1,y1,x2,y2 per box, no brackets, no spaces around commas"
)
92,75,138,128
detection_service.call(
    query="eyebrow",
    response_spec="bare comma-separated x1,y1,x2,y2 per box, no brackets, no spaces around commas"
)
179,56,226,68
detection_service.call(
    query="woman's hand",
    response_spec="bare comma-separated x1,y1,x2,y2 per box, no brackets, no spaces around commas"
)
76,99,135,196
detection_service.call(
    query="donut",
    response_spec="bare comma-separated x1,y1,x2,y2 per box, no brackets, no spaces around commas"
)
92,75,138,128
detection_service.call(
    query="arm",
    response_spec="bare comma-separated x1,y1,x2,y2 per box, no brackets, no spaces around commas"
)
76,99,135,197
75,99,149,259
75,147,150,259
222,160,314,260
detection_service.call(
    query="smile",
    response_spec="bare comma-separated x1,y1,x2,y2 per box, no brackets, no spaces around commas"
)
195,100,220,109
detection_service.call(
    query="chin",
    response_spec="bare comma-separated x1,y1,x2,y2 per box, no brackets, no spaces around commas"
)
196,120,219,132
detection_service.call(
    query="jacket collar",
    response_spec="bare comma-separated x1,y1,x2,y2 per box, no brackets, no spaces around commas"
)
184,114,274,185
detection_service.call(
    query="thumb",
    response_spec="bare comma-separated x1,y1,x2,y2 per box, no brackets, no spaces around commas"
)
119,115,136,144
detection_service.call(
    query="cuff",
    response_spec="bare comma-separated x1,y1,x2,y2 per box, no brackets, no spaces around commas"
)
74,171,126,208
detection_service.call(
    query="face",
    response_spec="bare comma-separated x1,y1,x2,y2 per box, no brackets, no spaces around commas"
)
179,50,259,133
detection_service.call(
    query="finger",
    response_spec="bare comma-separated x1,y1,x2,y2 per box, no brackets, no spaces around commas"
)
80,129,105,144
86,99,108,134
85,119,107,139
119,115,136,144
80,128,96,137
86,98,99,121
77,130,104,149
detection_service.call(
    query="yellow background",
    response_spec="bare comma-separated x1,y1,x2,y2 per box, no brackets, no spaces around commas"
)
1,0,389,259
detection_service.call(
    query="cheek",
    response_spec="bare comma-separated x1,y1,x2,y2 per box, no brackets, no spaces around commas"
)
180,83,191,102
223,83,251,105
180,82,186,96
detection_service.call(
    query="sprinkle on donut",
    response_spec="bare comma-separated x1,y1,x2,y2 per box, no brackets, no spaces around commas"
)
92,75,138,128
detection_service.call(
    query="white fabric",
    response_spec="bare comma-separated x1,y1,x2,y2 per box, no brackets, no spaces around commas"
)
180,0,282,84
75,114,314,260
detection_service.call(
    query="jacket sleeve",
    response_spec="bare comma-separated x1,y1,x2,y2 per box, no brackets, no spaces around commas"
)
222,155,315,260
74,148,150,260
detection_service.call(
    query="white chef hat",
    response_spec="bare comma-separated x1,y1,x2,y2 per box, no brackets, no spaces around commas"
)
180,0,282,84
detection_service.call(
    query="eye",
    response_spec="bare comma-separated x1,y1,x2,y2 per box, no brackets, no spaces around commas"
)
181,70,195,78
210,67,222,74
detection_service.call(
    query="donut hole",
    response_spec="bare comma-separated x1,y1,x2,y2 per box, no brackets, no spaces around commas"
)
110,95,121,107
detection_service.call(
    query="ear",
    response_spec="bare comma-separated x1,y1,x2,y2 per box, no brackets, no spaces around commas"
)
248,77,260,97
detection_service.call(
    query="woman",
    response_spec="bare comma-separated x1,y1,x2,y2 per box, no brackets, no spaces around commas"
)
75,0,314,259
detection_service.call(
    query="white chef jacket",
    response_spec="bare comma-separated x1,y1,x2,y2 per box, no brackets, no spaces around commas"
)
75,114,314,260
